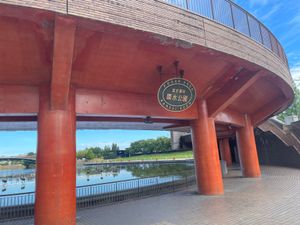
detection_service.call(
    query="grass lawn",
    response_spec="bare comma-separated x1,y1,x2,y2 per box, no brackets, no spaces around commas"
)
87,150,194,163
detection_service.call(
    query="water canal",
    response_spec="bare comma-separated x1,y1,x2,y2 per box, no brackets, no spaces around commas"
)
0,162,195,195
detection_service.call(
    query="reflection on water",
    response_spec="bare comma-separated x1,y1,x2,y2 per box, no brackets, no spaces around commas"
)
0,169,35,195
0,163,194,195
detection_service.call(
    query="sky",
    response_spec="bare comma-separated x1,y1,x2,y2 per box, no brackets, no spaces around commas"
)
1,0,300,156
0,130,170,156
234,0,300,81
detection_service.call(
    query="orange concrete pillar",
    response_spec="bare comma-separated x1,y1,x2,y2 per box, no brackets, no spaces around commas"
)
191,99,223,195
236,115,261,177
220,138,232,166
35,86,76,225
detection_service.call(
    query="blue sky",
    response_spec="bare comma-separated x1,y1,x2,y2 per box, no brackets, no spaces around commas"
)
234,0,300,81
1,0,300,156
0,130,170,156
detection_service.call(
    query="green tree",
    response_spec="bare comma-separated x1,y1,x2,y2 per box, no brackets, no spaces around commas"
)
26,152,36,156
102,145,118,159
278,85,300,121
111,143,120,151
85,149,95,160
77,149,88,159
77,148,97,160
125,136,171,155
77,144,120,160
126,140,144,155
156,137,171,152
23,160,35,169
91,147,102,158
144,139,156,154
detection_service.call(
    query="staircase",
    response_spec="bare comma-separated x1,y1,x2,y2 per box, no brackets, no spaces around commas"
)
258,118,300,154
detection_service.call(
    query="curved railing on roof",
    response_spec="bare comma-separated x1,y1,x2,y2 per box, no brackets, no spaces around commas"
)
163,0,288,66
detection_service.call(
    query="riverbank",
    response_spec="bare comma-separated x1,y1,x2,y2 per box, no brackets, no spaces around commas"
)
84,158,194,166
80,150,194,165
0,151,195,169
0,164,25,170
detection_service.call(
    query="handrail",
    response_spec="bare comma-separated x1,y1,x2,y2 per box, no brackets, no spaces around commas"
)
0,191,35,198
0,172,193,199
161,0,288,67
76,176,156,189
0,174,196,220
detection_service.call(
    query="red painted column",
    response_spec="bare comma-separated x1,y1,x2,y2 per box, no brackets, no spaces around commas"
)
220,138,232,166
191,99,223,195
236,114,261,177
35,86,76,225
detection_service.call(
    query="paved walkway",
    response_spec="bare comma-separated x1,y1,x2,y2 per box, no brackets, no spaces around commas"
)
2,166,300,225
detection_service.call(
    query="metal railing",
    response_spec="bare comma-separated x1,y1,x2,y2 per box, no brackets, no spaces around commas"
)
163,0,288,66
0,174,196,221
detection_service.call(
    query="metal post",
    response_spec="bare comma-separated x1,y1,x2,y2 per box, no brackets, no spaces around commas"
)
185,175,188,188
259,24,264,45
66,0,69,14
172,176,175,192
229,3,235,29
277,42,282,58
246,14,251,37
269,32,274,51
138,179,140,197
210,0,215,19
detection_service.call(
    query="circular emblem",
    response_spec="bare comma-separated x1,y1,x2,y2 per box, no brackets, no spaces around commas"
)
157,78,196,112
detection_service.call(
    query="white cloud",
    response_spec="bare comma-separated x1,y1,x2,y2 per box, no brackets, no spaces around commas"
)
290,63,300,86
260,4,281,20
287,52,300,64
289,14,300,25
249,0,269,7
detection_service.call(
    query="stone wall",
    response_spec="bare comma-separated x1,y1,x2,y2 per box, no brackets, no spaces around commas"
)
0,0,293,87
1,0,66,13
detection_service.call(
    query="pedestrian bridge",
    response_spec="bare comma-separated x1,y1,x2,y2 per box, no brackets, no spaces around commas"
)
0,157,36,163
